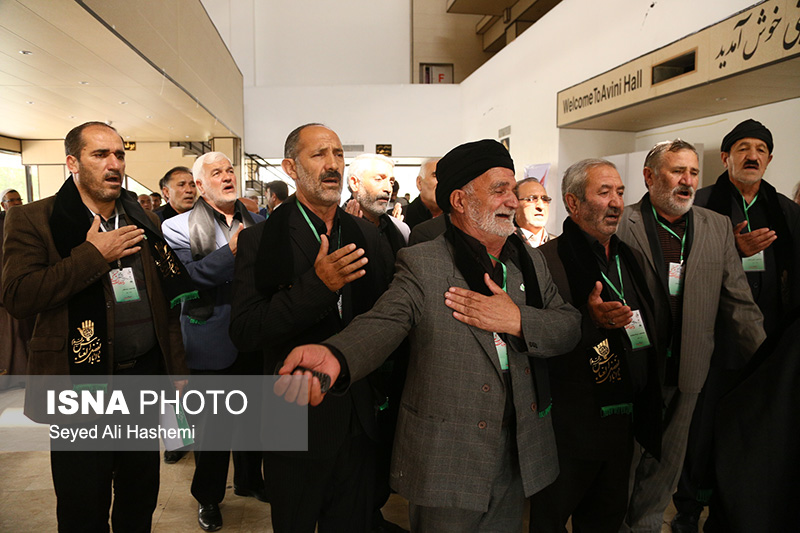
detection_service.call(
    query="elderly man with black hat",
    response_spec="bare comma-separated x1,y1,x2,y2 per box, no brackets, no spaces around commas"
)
275,139,580,532
669,119,800,533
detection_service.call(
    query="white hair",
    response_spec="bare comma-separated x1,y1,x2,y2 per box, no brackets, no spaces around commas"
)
419,157,439,179
192,152,232,182
345,153,394,183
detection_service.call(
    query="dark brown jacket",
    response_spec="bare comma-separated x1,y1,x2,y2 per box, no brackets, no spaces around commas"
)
2,194,187,421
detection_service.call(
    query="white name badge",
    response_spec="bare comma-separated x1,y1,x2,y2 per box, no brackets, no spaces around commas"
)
742,251,766,272
110,267,140,303
668,262,683,296
493,332,509,371
624,309,651,350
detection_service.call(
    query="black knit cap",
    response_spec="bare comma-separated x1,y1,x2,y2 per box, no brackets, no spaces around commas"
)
435,139,515,213
721,119,773,154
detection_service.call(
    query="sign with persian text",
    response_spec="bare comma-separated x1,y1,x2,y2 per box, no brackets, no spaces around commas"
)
557,0,800,128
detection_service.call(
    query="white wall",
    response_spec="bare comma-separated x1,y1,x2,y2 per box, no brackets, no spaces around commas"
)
458,0,779,233
243,84,463,159
412,0,489,83
203,0,451,160
634,98,800,197
202,0,411,87
202,0,257,87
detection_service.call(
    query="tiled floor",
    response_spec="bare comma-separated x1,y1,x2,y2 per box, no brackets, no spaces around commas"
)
0,448,411,532
0,385,703,532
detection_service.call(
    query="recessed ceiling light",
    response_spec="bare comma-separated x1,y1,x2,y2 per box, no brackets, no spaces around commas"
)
69,115,75,119
119,101,127,105
26,101,34,104
126,135,131,139
715,97,727,102
79,81,89,85
185,135,190,139
19,50,33,55
146,115,152,119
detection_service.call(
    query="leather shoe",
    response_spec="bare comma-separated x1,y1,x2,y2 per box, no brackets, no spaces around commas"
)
233,484,268,502
198,503,222,532
163,450,185,464
671,512,699,533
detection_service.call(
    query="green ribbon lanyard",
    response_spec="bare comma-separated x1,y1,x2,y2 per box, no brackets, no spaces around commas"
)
739,193,767,273
599,255,626,306
298,199,344,319
651,204,686,264
487,253,507,292
741,193,759,232
297,199,341,248
487,253,509,371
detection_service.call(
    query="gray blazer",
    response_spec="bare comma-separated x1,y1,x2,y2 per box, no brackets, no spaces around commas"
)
616,200,765,393
326,234,581,512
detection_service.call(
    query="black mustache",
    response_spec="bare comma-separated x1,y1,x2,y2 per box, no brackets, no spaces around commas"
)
321,170,341,180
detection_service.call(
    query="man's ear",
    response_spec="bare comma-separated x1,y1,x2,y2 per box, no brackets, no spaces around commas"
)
564,193,578,215
194,178,205,197
282,158,297,181
643,167,655,190
449,189,465,214
720,151,730,169
416,175,423,192
348,174,360,194
66,155,79,175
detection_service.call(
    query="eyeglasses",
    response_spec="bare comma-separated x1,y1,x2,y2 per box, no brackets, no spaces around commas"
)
519,195,552,204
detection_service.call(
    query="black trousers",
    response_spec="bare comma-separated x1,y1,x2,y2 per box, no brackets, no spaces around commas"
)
51,449,159,533
191,449,264,505
50,348,162,532
372,355,405,524
189,357,264,505
529,444,633,533
265,431,376,533
672,368,738,518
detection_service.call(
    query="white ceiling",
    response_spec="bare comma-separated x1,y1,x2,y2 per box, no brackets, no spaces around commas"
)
0,0,236,143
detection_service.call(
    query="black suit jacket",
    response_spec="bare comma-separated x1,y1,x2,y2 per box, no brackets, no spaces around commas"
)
229,204,393,459
404,196,432,230
408,215,446,246
539,222,662,460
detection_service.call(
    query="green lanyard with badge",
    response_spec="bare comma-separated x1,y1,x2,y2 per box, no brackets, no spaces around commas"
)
740,193,766,272
297,200,344,318
599,256,651,350
92,208,141,304
651,205,685,296
487,253,510,371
